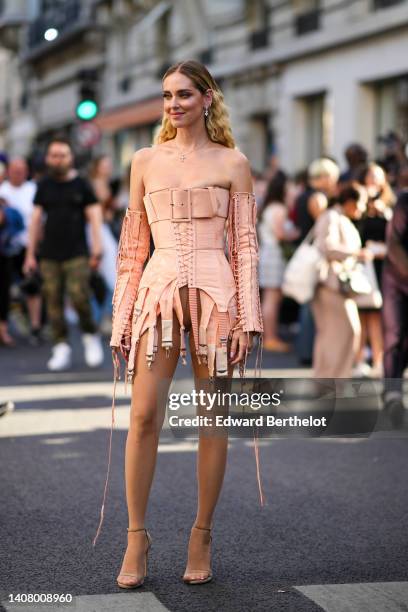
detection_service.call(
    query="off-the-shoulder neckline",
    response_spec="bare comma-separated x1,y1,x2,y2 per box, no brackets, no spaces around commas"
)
144,186,254,196
144,186,229,196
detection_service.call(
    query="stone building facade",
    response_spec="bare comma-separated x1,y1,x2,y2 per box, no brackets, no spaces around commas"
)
0,0,407,173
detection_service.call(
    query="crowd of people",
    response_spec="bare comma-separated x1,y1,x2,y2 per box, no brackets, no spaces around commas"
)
0,137,129,371
0,132,407,426
255,132,408,426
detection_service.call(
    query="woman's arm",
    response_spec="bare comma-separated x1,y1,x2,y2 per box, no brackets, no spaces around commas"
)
128,149,150,212
265,204,299,242
23,206,43,274
110,149,151,357
314,210,360,262
85,204,103,269
228,152,263,366
308,191,328,220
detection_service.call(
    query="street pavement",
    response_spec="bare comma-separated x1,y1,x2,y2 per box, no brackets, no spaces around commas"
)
0,329,407,612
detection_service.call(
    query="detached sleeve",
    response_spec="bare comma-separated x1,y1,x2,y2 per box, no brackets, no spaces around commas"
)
110,208,150,355
227,192,263,334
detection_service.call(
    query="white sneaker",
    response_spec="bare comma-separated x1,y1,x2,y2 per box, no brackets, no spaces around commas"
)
82,333,104,368
47,342,72,371
352,362,372,378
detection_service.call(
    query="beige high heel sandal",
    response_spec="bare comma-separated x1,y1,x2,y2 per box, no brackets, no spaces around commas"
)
117,527,152,589
182,525,213,585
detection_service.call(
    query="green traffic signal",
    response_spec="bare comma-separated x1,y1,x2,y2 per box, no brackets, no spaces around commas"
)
76,99,99,120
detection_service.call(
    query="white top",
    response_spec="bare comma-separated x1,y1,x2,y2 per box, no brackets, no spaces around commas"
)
0,180,37,248
258,202,285,248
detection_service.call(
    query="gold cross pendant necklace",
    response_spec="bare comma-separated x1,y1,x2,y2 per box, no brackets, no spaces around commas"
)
174,139,210,162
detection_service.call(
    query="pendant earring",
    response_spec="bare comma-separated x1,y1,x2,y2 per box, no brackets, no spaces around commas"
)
204,107,209,118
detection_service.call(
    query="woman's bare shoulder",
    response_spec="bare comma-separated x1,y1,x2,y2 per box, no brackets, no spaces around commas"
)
217,146,249,166
131,146,157,165
219,148,252,192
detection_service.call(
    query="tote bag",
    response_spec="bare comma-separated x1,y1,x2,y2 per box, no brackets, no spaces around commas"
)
282,230,322,304
352,260,383,309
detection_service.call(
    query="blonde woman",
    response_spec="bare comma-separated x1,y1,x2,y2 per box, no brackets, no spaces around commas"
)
92,61,264,587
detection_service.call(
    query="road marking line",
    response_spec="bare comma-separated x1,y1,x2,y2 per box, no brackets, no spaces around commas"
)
2,592,170,612
295,581,408,612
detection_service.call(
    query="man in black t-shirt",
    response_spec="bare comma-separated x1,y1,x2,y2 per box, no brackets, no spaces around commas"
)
24,138,104,371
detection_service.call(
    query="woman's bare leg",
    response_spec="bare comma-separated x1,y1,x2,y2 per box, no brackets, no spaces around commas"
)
191,348,232,530
357,311,368,364
183,304,235,580
261,287,282,341
366,311,383,371
118,309,182,585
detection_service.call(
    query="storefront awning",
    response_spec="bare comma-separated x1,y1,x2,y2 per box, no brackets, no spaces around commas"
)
95,97,163,132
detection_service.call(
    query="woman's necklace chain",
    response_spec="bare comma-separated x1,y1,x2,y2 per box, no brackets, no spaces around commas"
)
174,140,210,162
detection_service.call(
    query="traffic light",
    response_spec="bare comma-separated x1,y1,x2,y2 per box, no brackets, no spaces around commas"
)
76,69,99,121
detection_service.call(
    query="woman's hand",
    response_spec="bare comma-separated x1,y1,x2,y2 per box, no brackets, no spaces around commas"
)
229,329,255,365
89,251,103,270
23,253,38,275
119,335,131,361
357,248,374,262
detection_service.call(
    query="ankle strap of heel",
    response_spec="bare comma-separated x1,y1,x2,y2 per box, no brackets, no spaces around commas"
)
127,527,147,533
193,525,212,532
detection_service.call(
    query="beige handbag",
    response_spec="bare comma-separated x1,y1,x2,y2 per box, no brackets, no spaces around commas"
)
337,262,372,296
353,261,383,309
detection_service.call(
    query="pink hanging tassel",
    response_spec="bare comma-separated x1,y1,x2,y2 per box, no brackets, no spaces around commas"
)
92,351,120,547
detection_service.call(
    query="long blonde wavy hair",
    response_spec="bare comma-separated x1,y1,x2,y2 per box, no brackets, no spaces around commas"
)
154,60,235,149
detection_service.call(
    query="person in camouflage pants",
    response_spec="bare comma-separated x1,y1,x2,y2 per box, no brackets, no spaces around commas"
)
40,256,96,344
24,137,104,371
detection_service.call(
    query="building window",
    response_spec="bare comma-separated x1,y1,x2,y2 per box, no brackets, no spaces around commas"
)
198,48,213,65
119,76,131,93
156,8,171,65
248,113,273,172
40,0,67,13
375,75,408,155
154,6,172,79
306,93,324,161
20,89,29,110
295,92,327,166
373,0,403,9
246,0,270,50
249,29,269,50
293,0,320,36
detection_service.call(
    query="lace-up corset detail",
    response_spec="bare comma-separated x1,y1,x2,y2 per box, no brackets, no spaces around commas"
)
110,186,263,380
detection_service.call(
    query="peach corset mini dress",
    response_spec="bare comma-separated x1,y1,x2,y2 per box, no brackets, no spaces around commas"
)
92,186,264,546
110,186,264,379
